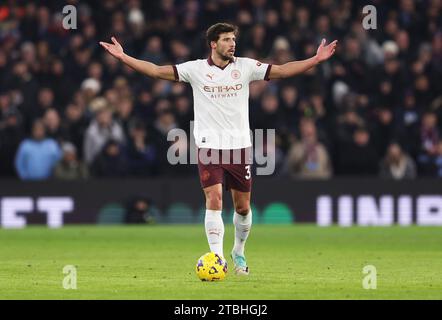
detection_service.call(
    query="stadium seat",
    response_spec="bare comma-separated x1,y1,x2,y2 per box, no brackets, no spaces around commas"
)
165,203,196,223
97,203,126,224
261,202,294,224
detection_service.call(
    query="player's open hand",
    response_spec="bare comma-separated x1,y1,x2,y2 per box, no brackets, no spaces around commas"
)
316,39,338,63
99,37,124,60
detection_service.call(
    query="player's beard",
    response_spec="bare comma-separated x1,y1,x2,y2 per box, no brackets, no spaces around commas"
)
217,48,234,62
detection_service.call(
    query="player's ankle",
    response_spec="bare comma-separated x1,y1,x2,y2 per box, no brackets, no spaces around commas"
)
231,249,244,257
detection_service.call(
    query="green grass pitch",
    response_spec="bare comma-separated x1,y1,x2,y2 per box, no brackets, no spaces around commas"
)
0,225,441,299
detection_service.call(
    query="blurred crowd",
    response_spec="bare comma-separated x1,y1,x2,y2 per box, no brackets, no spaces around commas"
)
0,0,441,180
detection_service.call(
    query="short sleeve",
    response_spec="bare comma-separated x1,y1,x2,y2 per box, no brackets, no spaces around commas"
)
174,60,196,83
244,58,272,82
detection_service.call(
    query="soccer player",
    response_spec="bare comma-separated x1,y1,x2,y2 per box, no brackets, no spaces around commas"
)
100,23,337,275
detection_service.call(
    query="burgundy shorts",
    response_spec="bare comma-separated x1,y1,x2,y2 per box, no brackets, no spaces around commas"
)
197,148,253,192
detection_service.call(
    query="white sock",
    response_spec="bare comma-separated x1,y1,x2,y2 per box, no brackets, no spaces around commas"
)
205,210,224,257
233,210,252,257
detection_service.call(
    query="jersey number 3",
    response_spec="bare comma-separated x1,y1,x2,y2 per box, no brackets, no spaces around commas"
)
245,165,251,180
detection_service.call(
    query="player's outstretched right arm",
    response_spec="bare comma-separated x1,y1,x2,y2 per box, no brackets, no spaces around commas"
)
99,37,176,81
268,39,337,80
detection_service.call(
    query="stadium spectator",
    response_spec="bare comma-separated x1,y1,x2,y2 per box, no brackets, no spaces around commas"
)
125,196,155,224
61,103,89,159
14,120,61,180
42,108,62,141
429,141,442,177
271,36,293,65
153,107,195,177
0,106,24,177
0,1,440,179
395,91,421,158
8,60,39,114
114,97,135,138
151,109,178,174
286,118,332,179
53,142,89,180
91,139,129,177
337,127,379,176
371,107,396,157
83,104,125,165
141,36,166,65
174,95,193,134
279,85,299,121
125,120,157,177
335,108,366,146
133,89,152,115
417,112,441,175
380,142,417,179
26,87,55,125
253,131,286,177
80,77,101,104
47,59,76,107
419,112,440,155
253,92,286,131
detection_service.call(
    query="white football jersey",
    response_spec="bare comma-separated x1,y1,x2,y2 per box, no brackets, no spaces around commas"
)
174,57,272,150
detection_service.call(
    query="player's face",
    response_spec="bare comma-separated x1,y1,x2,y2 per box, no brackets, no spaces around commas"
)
214,32,236,61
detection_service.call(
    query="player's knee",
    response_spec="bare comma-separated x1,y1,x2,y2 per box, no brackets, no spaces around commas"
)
206,191,222,210
207,199,222,210
235,204,250,216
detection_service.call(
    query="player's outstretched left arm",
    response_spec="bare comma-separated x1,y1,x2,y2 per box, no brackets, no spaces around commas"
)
268,39,337,80
99,37,176,81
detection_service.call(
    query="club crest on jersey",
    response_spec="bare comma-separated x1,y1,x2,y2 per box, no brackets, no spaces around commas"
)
231,69,241,80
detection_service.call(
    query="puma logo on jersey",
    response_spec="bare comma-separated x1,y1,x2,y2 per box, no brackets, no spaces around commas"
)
206,73,215,80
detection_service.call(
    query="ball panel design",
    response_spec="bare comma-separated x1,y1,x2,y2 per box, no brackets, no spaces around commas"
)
195,252,227,281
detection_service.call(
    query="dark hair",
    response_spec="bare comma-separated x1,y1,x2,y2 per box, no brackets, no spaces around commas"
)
206,23,238,47
32,119,45,130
